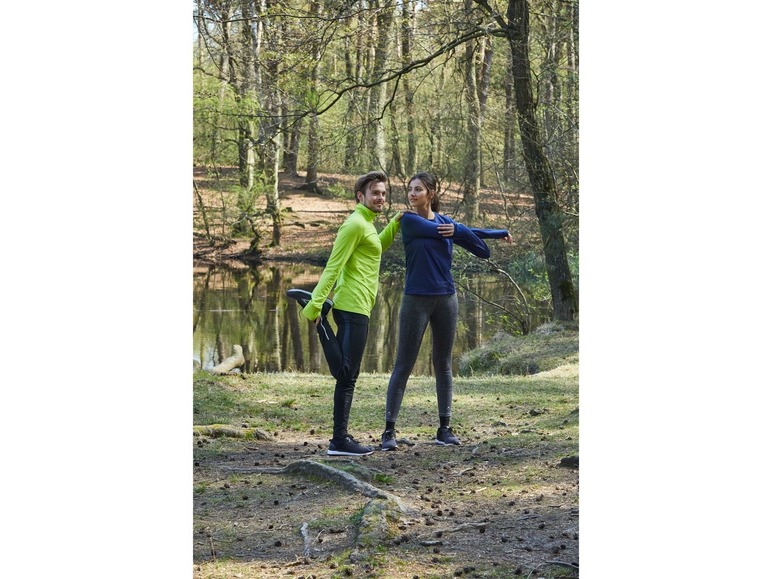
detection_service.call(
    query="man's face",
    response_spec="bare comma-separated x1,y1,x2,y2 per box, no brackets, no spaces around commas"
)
359,181,387,213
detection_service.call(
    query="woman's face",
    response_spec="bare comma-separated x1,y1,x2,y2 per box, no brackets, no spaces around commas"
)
408,178,432,212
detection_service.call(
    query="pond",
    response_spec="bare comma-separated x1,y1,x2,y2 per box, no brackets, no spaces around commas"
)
193,263,547,376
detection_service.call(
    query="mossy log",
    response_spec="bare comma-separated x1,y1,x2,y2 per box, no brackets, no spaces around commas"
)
193,424,271,440
209,344,245,374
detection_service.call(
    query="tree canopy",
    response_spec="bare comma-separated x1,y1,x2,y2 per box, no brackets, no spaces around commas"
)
193,0,578,321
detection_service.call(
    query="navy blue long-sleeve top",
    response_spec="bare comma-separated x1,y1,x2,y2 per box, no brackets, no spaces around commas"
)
399,212,509,296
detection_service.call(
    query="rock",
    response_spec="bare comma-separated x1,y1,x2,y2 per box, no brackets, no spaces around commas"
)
559,455,579,469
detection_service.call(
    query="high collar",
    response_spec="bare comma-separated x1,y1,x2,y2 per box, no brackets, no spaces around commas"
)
355,203,378,222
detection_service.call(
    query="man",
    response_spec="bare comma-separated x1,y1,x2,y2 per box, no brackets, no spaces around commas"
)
287,171,403,456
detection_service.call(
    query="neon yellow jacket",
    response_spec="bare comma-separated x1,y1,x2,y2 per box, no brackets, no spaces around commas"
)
303,204,401,320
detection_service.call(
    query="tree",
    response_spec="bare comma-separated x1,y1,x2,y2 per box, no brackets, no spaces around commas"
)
254,0,282,246
459,2,494,221
365,0,396,171
474,0,577,320
399,0,418,177
462,27,482,221
303,0,323,193
343,1,367,172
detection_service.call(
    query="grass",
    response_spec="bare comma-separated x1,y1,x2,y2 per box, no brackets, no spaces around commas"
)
194,366,578,448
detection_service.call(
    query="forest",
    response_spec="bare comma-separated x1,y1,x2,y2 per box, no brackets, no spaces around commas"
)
193,0,579,322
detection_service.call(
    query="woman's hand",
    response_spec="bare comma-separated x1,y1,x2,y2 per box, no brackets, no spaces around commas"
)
503,232,513,245
437,223,454,238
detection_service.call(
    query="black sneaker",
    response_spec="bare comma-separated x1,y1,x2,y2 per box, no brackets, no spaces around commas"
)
327,435,374,456
380,429,398,451
286,288,334,317
435,426,461,446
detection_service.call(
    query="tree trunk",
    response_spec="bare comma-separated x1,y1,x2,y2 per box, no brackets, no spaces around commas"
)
258,0,282,245
304,0,322,192
477,36,493,189
305,111,320,191
400,0,417,177
503,59,516,185
210,51,230,168
264,132,281,246
227,0,258,235
566,0,579,213
238,0,258,194
505,0,577,321
428,67,447,172
537,1,561,162
343,4,365,172
366,1,394,171
389,111,403,177
462,30,481,221
285,116,301,178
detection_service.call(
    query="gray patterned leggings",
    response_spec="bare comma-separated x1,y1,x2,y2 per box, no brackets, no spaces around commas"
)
385,293,458,422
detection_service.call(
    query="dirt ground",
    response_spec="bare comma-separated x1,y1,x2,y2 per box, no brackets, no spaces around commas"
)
193,430,579,578
194,169,371,266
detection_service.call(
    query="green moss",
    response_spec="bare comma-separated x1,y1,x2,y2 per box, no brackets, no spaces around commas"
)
459,322,578,376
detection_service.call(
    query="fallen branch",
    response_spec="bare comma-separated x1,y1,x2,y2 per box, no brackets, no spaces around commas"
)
446,522,488,533
215,460,415,515
453,468,475,476
300,522,314,557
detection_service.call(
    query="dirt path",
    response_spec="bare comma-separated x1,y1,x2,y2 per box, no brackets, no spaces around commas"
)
195,169,367,266
194,433,579,578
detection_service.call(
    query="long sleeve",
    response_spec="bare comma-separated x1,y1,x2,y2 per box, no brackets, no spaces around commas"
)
450,222,491,259
302,217,362,321
378,213,402,252
470,227,510,240
452,226,510,258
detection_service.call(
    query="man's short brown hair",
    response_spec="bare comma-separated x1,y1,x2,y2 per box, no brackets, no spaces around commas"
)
354,171,388,202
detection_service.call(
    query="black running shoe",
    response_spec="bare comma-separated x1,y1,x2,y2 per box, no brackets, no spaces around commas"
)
327,435,374,456
380,429,398,451
286,288,334,317
435,426,461,446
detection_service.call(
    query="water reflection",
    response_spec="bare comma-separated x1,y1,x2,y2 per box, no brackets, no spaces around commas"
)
193,263,541,375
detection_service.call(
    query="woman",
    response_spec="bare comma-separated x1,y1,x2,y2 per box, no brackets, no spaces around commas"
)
380,172,512,450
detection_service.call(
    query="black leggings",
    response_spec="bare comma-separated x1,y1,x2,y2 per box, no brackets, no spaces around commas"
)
385,293,458,423
317,309,369,440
